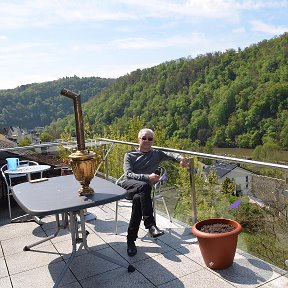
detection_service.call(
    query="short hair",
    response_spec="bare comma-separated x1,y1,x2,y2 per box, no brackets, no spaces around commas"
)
138,128,154,139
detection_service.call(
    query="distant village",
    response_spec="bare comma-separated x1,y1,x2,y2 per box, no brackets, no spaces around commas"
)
0,126,43,146
0,127,64,203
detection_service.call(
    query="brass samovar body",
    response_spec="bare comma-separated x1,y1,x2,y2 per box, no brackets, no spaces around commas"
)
61,89,97,196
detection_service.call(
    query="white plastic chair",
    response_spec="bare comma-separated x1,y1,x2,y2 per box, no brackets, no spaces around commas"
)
114,166,171,234
0,160,43,219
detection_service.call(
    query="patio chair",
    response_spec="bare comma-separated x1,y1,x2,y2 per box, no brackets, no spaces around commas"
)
114,166,172,234
0,160,43,220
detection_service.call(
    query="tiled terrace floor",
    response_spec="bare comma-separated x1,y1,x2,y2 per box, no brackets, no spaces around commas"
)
0,201,287,288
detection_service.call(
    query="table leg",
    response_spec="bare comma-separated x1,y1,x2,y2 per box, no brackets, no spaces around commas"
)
24,214,67,251
53,211,78,288
53,210,135,288
11,213,44,225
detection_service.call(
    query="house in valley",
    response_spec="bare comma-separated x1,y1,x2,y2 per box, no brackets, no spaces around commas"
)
203,161,253,196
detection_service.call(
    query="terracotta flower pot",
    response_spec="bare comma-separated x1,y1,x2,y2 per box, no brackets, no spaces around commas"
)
192,218,242,269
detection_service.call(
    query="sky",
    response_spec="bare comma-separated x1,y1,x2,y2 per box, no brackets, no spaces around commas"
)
0,0,287,90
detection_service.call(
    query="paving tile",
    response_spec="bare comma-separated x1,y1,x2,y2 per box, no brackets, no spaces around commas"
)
86,214,124,235
1,203,287,288
87,205,117,220
113,232,174,264
0,221,40,241
5,243,62,275
80,267,155,288
175,241,206,267
44,226,71,244
158,268,235,288
39,215,59,231
67,246,129,280
0,277,12,288
10,260,77,288
260,273,288,288
0,216,10,227
154,212,185,229
0,257,8,278
0,205,23,227
214,253,288,287
88,223,128,247
53,232,108,259
159,227,198,251
1,229,48,256
60,281,82,288
132,249,203,286
100,202,118,212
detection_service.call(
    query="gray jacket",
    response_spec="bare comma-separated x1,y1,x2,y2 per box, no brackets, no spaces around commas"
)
123,149,184,182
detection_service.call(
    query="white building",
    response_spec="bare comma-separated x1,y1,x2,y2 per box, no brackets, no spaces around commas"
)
203,162,253,196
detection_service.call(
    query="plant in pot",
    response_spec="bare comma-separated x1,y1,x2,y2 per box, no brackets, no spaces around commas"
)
192,218,242,269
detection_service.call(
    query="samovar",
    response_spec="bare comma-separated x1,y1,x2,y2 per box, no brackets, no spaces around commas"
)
60,88,97,196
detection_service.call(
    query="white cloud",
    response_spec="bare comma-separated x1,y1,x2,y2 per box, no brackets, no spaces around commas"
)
0,0,136,29
115,0,240,20
233,27,245,33
250,20,288,35
0,0,287,89
60,33,207,53
1,0,288,30
185,0,237,18
112,34,207,50
0,0,262,30
0,42,40,54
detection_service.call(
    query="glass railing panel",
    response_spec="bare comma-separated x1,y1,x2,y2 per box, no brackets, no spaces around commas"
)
1,140,287,270
236,171,288,270
159,156,288,271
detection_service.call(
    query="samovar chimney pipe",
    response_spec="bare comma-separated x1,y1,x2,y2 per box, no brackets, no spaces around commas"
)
60,88,85,151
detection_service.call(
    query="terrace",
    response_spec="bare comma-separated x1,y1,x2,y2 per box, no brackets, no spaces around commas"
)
0,139,287,288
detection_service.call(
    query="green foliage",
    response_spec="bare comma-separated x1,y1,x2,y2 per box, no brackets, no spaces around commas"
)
18,137,32,146
207,168,218,184
0,76,114,130
231,199,266,232
252,142,282,162
39,131,54,142
240,230,288,270
71,33,286,149
2,34,288,150
221,177,235,195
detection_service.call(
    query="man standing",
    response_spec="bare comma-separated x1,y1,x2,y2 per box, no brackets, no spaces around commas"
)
120,128,190,256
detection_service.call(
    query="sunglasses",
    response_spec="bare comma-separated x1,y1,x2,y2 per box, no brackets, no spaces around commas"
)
141,136,153,141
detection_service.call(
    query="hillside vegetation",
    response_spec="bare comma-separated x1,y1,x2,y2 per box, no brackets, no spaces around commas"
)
47,33,288,149
0,76,114,129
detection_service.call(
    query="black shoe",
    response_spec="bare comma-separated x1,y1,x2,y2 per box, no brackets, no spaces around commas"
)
148,225,164,238
127,241,137,257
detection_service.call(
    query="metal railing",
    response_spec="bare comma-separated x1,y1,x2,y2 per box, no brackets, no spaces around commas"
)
1,138,287,269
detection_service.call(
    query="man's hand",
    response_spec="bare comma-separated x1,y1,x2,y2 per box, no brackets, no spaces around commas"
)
180,158,190,168
148,173,160,184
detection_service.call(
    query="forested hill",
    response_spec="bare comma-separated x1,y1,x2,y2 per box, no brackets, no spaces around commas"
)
47,33,288,149
0,76,114,129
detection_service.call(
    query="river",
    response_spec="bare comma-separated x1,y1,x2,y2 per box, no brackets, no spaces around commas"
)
213,147,288,163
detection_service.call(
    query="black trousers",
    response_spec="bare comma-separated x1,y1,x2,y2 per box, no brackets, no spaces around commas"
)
121,179,155,241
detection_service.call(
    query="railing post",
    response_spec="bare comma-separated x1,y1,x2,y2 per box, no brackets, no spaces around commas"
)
189,157,197,225
103,144,109,180
285,173,288,267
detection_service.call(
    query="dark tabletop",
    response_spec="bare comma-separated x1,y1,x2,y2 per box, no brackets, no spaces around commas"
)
13,175,127,216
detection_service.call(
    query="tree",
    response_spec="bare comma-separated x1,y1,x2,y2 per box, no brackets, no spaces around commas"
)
18,137,32,146
221,177,235,195
39,131,54,142
252,142,281,162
